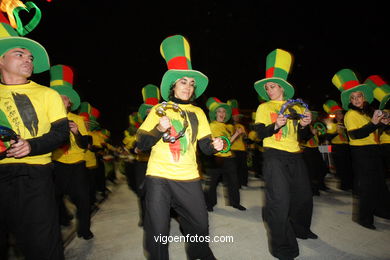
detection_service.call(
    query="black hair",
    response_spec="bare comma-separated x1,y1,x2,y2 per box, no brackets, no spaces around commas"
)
168,81,196,103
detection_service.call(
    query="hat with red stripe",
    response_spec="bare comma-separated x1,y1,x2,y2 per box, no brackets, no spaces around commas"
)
50,64,80,111
0,12,49,73
206,97,232,123
227,99,242,117
160,35,208,101
138,84,160,119
78,101,101,131
364,75,390,110
254,48,294,101
323,99,343,114
332,69,373,110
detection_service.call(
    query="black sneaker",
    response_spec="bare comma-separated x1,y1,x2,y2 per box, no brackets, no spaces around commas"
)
232,205,246,211
78,231,94,240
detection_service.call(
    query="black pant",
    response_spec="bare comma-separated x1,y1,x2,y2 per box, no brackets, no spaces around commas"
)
53,161,91,236
332,144,354,190
143,176,215,260
134,161,147,223
233,150,249,186
0,163,64,260
350,145,390,225
262,149,313,259
204,157,241,208
302,147,327,193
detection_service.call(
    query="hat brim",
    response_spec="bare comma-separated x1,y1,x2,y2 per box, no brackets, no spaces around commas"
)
254,77,294,101
138,103,153,120
209,103,232,123
51,86,81,111
0,37,50,74
160,69,208,101
340,84,373,110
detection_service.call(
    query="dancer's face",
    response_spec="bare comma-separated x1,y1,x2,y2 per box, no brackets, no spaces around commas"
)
216,107,226,122
350,91,365,109
265,82,284,101
173,77,195,101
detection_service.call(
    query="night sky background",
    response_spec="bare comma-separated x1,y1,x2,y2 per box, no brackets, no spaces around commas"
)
22,0,389,144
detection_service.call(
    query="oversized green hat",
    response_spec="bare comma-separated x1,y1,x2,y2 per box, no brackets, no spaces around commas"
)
138,84,160,119
364,75,390,110
254,48,295,101
332,69,373,110
50,65,80,111
323,99,343,114
206,97,232,123
0,13,49,73
160,35,208,101
227,99,242,116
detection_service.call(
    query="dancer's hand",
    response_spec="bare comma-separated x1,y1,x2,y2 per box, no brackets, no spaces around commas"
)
157,116,171,132
212,137,224,151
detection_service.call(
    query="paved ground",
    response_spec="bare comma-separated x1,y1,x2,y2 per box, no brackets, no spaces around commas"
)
62,174,390,260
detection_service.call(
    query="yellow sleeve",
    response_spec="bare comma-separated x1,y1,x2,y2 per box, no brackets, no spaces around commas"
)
45,89,67,123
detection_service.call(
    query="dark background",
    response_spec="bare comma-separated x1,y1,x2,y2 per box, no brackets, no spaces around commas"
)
24,0,389,144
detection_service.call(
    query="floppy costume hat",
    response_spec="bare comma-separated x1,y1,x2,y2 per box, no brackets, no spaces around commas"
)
227,99,242,117
206,97,232,123
323,99,343,114
332,69,373,111
78,101,101,131
160,35,208,101
50,64,80,111
0,12,49,73
364,75,390,110
138,84,160,120
254,48,295,101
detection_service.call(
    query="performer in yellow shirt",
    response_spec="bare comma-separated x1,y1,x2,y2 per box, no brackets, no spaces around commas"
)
203,97,246,211
50,65,94,240
0,16,68,259
227,99,249,188
323,99,354,192
136,35,223,260
253,49,315,260
333,69,390,230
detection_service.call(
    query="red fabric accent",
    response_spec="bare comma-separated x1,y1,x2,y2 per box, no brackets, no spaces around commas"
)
79,112,90,121
232,108,239,116
266,67,275,78
91,107,100,118
213,97,222,103
167,56,189,70
145,97,159,105
342,80,360,90
0,13,11,24
62,66,74,85
330,105,342,112
368,75,386,86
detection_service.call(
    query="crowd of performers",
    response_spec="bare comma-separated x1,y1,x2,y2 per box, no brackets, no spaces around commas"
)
121,37,390,260
0,11,389,260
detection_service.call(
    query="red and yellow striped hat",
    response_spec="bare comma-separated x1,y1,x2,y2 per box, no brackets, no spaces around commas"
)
254,49,295,101
160,35,208,101
364,75,390,109
332,68,373,110
0,12,49,73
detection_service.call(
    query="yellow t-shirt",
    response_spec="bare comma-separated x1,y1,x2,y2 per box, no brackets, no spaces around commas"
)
230,123,247,151
344,109,379,146
326,122,349,144
380,130,390,144
255,100,305,153
0,81,67,165
138,102,211,180
52,112,88,164
209,121,234,157
85,130,97,168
